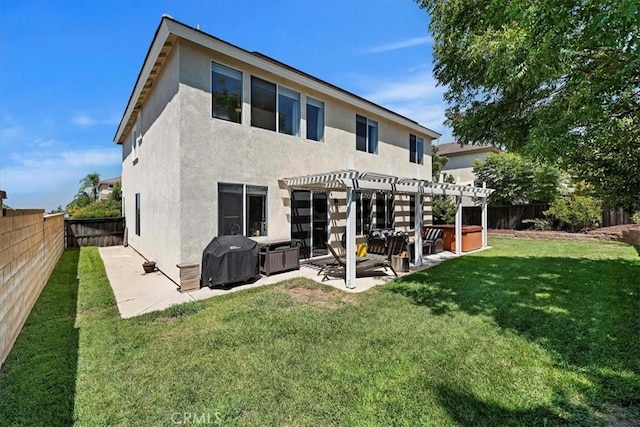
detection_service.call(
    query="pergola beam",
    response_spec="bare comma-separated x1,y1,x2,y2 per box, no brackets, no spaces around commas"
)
345,185,357,289
281,169,494,288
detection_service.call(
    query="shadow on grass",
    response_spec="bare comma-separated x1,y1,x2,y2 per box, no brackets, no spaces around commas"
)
435,384,600,426
386,255,640,410
0,249,80,426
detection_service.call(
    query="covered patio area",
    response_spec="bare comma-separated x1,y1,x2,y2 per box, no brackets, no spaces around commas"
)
281,169,494,289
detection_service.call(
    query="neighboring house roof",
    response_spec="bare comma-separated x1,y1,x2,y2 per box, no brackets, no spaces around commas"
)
436,142,502,157
114,15,441,144
99,177,121,186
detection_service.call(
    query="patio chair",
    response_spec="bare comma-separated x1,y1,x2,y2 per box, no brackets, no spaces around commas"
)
422,228,444,255
320,242,398,282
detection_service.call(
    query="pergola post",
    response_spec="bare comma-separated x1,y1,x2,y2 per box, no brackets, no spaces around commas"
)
345,185,357,289
413,190,423,266
455,194,462,256
481,182,488,248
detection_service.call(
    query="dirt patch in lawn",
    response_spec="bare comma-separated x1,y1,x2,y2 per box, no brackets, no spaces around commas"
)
597,403,640,427
277,282,358,309
490,224,640,242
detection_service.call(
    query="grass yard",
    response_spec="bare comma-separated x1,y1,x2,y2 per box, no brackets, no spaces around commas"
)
1,238,638,426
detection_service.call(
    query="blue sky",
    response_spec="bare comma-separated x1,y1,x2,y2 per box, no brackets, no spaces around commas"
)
0,0,450,211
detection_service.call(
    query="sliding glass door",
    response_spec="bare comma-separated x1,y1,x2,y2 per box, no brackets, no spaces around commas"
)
291,190,328,259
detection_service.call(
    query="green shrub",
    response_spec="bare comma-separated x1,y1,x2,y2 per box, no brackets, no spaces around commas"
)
632,211,640,225
432,196,456,224
522,218,553,230
72,199,122,219
544,196,602,232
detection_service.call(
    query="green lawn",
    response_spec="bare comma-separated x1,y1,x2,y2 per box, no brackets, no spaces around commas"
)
1,238,638,426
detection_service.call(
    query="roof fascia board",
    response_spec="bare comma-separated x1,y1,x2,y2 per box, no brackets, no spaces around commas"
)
114,20,171,143
116,17,440,143
167,20,440,138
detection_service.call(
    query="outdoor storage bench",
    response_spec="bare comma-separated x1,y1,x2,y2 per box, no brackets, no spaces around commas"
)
259,240,300,276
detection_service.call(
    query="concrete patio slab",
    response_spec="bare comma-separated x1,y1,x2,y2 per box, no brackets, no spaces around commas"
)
99,245,487,318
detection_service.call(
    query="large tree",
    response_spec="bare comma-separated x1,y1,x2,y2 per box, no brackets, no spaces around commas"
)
419,0,640,209
473,152,561,205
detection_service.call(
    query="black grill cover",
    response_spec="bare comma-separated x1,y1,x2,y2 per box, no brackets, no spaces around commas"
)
201,235,259,287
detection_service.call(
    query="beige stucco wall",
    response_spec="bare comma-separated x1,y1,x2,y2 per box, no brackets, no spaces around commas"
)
122,42,182,282
0,211,64,367
177,40,434,269
123,39,436,284
442,151,495,206
443,151,495,185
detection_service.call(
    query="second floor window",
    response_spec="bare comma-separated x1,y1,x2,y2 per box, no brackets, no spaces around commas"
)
211,62,243,123
278,86,300,136
410,134,424,164
306,97,324,142
251,76,276,131
356,115,378,154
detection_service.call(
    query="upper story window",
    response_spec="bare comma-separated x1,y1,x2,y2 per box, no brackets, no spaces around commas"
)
356,115,378,154
410,134,424,164
251,76,301,136
132,114,141,163
251,76,276,131
306,97,324,142
278,86,300,136
212,62,243,123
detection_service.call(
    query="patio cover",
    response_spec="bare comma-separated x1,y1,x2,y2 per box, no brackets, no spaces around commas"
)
281,169,494,289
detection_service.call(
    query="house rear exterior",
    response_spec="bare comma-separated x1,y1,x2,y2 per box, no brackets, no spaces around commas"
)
114,16,441,288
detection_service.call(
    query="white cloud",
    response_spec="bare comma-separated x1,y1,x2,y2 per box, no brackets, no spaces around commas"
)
0,126,20,138
364,36,433,54
358,71,453,141
363,72,445,103
1,147,121,196
72,111,120,127
29,138,57,148
72,111,97,126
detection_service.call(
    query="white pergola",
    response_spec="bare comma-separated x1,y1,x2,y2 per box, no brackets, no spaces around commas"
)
282,169,494,289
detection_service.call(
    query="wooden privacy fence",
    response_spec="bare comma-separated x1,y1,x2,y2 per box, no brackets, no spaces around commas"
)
463,204,550,230
65,217,125,248
601,207,633,227
463,204,635,229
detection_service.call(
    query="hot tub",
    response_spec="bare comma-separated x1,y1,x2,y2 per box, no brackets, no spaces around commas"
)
424,225,483,252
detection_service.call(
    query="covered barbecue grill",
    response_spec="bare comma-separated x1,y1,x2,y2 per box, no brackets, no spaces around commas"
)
201,235,259,287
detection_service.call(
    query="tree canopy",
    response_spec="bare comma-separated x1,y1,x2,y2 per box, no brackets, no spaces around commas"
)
473,152,561,205
419,0,640,209
79,172,101,202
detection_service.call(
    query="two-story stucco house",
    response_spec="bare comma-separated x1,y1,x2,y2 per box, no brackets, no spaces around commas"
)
114,16,492,290
437,142,502,206
97,177,121,201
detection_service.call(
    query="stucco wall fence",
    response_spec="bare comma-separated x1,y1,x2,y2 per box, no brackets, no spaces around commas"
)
0,210,65,367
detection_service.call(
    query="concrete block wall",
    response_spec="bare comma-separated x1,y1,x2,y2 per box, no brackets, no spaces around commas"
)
0,210,65,367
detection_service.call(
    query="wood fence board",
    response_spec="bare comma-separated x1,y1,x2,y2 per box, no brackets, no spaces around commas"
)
65,217,125,248
463,204,634,229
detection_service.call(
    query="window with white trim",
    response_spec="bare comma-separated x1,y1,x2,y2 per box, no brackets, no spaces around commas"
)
278,86,300,136
356,115,378,154
135,193,141,236
218,183,268,237
211,62,243,123
251,76,301,136
251,76,276,130
306,97,324,142
410,134,424,164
